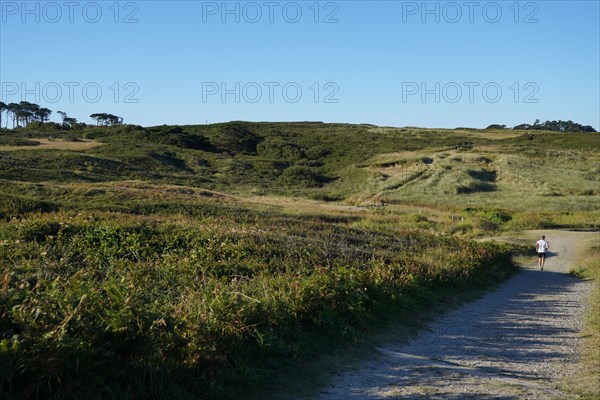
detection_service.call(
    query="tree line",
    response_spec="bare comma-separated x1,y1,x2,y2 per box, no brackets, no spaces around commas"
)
1,101,596,133
487,119,596,133
0,101,124,129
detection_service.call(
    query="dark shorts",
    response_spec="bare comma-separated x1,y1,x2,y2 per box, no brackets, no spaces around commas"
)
538,252,546,259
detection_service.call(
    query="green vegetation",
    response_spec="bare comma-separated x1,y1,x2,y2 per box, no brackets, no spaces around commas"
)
0,120,598,398
566,246,600,399
1,122,598,218
511,118,596,133
0,203,516,399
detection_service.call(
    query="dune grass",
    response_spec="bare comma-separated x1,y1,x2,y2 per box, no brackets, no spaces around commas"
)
1,123,598,216
566,245,600,399
0,138,102,152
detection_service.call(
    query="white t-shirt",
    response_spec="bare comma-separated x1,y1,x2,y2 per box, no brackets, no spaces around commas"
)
536,239,549,253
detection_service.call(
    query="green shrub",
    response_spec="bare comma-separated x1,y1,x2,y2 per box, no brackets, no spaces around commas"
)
148,126,213,150
279,166,330,187
305,146,331,160
209,123,262,154
0,137,40,146
0,194,57,219
484,211,512,224
0,211,517,399
257,139,304,160
456,182,496,194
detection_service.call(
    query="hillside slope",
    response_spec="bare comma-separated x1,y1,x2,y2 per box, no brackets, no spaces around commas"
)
1,122,599,229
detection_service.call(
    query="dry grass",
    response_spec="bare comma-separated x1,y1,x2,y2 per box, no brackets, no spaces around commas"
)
565,245,600,399
342,146,600,215
366,127,524,140
0,138,102,151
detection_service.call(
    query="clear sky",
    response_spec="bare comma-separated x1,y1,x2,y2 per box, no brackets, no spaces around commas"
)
1,0,599,129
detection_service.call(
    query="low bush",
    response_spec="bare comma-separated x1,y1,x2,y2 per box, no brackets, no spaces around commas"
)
0,211,517,399
0,194,57,219
279,166,331,188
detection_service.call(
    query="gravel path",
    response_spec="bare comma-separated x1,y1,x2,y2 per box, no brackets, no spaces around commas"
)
314,230,599,400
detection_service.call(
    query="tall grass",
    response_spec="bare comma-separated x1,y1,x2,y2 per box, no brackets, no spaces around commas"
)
566,245,600,399
0,209,517,399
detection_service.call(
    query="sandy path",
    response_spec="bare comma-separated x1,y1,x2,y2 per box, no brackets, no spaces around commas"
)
314,230,599,399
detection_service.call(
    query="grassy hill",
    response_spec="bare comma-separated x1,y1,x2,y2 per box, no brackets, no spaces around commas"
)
1,121,598,230
0,122,598,399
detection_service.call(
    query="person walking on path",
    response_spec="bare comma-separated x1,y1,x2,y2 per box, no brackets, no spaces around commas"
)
535,235,549,270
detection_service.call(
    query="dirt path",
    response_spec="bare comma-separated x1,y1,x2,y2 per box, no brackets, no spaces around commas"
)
314,230,599,399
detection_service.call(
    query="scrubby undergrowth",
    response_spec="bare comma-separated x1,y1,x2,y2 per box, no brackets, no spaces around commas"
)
0,209,517,399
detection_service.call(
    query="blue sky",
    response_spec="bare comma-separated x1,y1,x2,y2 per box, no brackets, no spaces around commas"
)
1,0,599,129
